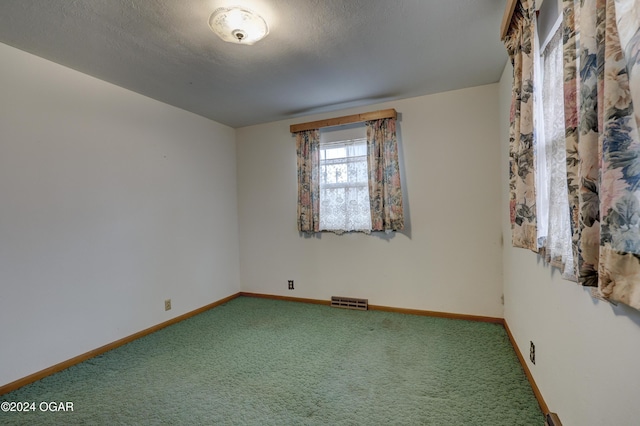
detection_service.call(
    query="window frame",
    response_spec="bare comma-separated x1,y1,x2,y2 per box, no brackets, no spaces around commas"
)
318,137,372,233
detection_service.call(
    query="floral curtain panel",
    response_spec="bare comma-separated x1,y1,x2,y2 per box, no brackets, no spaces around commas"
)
614,0,640,130
296,129,320,234
504,0,539,251
563,0,640,308
365,118,404,232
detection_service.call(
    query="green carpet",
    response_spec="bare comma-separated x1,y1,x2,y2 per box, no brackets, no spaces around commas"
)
1,297,542,425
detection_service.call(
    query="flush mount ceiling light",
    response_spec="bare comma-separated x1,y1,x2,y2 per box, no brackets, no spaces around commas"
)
208,7,269,45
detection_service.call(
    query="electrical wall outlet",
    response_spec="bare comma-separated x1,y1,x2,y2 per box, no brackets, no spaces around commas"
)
165,299,171,311
288,280,294,290
530,341,535,364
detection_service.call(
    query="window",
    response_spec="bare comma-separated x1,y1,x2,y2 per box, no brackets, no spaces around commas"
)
503,0,640,308
319,138,372,233
294,113,404,235
537,20,574,279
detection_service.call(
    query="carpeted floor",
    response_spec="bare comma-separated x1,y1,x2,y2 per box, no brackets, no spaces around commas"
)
1,297,543,425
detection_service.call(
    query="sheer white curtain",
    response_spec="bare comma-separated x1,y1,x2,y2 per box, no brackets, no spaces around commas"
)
541,26,575,279
534,15,549,249
319,139,372,233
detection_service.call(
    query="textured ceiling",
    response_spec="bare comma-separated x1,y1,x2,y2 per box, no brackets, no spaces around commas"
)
0,0,507,128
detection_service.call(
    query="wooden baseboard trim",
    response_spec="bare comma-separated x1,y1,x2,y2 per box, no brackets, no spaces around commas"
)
239,292,331,306
0,292,241,396
239,292,502,323
368,304,504,324
503,320,549,414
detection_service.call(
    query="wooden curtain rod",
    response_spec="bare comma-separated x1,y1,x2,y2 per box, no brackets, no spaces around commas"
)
500,0,518,40
289,108,397,133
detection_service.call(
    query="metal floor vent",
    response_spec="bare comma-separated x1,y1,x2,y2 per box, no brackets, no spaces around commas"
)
545,413,562,426
331,296,368,310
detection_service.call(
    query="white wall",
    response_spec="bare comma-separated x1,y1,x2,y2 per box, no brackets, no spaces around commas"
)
499,62,640,425
236,84,504,318
0,42,240,387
